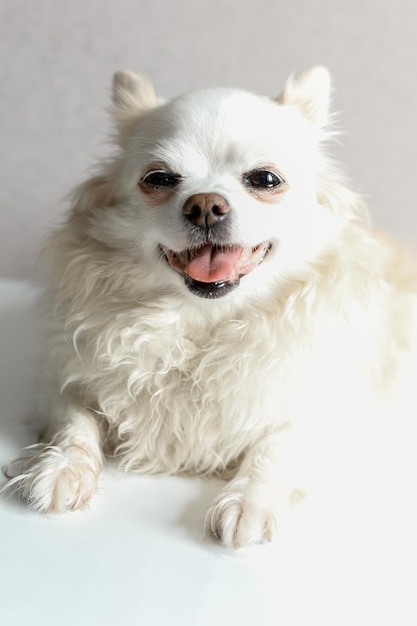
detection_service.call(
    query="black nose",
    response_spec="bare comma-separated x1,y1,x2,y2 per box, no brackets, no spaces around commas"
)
182,193,230,228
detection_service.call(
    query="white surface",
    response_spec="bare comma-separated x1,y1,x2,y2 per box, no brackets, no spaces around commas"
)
0,279,416,625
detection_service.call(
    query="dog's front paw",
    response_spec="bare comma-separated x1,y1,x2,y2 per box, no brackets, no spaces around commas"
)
3,444,101,513
206,478,277,549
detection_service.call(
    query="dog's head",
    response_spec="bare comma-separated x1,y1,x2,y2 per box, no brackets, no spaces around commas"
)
72,67,365,305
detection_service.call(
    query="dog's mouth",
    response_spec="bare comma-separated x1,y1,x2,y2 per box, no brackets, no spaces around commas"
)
161,242,272,298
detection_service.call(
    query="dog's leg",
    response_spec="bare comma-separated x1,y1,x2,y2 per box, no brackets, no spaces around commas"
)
3,403,103,513
206,428,300,549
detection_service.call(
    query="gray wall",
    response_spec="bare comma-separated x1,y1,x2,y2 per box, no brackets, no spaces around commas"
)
1,0,416,279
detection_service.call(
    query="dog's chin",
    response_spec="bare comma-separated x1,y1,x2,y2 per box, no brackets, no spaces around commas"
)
161,242,272,299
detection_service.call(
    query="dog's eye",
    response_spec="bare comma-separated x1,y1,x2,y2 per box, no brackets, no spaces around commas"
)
141,171,181,188
244,170,284,190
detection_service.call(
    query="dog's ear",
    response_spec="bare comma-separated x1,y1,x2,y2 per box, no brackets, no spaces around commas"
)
112,70,158,132
278,66,331,127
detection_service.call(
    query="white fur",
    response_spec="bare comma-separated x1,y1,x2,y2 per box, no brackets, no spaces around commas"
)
4,67,417,548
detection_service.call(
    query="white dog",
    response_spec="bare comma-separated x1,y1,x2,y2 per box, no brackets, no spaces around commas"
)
5,67,417,548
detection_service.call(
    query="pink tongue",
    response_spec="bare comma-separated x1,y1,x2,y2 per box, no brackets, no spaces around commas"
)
184,244,243,283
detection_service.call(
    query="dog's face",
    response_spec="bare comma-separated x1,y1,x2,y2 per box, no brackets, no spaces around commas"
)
85,67,343,304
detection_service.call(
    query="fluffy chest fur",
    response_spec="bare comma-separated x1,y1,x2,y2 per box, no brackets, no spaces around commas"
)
55,292,298,475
